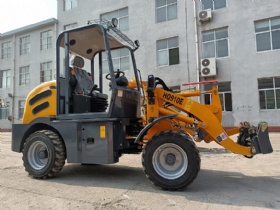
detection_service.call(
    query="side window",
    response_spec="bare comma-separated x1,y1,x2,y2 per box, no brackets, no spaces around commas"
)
64,0,77,11
102,48,130,74
101,8,129,31
64,23,78,30
40,62,53,83
20,35,30,55
201,0,227,10
0,100,9,120
156,0,177,23
255,17,280,52
202,27,229,58
19,66,30,85
0,70,11,88
258,77,280,109
18,100,25,119
41,30,52,50
204,82,232,111
157,37,179,67
1,41,12,59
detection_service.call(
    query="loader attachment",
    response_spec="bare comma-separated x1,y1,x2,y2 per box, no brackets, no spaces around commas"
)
251,122,273,154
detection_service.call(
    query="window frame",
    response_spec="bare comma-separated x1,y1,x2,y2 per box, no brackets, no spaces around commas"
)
101,8,129,32
258,77,280,110
19,35,30,55
0,101,10,120
64,0,77,11
1,69,11,88
204,82,232,112
201,0,227,10
255,17,280,52
18,100,25,120
157,36,180,67
156,0,178,23
202,27,229,58
40,61,53,83
19,66,30,86
40,30,52,50
64,23,78,30
101,48,130,74
1,41,12,59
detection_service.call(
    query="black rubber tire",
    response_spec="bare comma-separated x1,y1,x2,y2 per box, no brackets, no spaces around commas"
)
142,130,200,190
22,130,66,179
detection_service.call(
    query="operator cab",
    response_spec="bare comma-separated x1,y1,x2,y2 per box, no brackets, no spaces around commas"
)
56,19,141,120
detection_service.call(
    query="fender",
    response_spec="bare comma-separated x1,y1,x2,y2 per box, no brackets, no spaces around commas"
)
135,114,177,143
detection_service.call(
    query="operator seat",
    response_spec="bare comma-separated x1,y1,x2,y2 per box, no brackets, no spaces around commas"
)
70,56,108,113
71,56,94,94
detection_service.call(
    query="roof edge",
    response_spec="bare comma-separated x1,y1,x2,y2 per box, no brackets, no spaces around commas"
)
0,18,58,39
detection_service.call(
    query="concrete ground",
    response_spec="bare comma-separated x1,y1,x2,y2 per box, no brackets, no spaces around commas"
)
0,132,279,210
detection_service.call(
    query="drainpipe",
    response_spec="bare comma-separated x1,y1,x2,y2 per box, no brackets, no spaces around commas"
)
184,0,190,83
11,35,16,124
193,0,200,102
54,22,57,79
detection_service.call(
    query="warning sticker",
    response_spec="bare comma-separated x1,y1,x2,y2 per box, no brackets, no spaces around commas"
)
216,132,228,142
118,90,123,97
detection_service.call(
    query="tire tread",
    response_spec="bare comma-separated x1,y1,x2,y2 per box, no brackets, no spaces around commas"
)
22,130,66,179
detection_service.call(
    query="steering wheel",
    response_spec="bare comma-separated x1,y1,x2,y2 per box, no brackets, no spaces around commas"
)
105,69,125,80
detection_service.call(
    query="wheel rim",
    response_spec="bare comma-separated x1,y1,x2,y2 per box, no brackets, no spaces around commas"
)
27,141,49,170
152,143,188,180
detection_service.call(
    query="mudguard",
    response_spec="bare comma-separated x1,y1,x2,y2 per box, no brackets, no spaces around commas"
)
134,114,177,143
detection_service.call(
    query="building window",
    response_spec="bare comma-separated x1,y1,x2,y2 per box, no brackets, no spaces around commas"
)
1,41,11,59
202,27,229,58
204,82,232,111
20,35,30,55
101,8,129,31
64,0,77,11
156,0,177,23
255,17,280,52
157,37,179,67
0,70,11,88
19,66,30,85
201,0,227,10
102,48,130,74
40,62,52,82
258,77,280,110
19,100,25,120
0,100,9,120
64,23,78,30
41,30,52,50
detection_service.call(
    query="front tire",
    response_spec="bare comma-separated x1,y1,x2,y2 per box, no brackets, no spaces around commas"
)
142,131,200,190
22,130,66,178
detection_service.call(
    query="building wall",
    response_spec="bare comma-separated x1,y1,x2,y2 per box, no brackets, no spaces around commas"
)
57,0,280,127
0,20,57,129
195,0,280,126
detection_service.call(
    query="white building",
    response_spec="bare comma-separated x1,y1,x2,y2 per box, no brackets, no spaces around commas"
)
0,18,58,130
1,0,279,130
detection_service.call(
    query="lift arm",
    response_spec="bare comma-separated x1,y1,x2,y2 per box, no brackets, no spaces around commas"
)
142,79,273,157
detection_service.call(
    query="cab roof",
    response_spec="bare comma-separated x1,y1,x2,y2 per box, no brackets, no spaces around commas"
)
58,21,136,60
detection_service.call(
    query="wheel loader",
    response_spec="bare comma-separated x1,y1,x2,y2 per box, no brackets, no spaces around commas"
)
11,19,273,190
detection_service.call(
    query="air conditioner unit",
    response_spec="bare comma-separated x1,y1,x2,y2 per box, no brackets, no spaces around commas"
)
200,58,216,77
199,9,212,22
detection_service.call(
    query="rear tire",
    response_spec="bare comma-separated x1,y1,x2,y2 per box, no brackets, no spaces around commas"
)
22,130,66,178
142,131,200,190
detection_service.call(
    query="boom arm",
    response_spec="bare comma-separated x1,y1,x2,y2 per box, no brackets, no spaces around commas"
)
140,77,273,157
